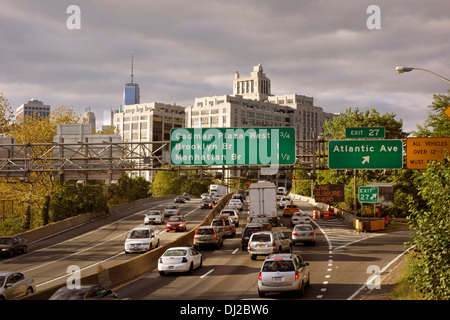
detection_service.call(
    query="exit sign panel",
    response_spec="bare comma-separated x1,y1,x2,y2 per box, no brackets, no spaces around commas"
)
345,127,385,139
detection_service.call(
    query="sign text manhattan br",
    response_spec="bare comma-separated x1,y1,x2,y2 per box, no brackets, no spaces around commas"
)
328,140,403,169
170,127,296,166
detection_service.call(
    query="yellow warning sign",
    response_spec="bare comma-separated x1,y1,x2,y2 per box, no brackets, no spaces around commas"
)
406,137,450,169
444,105,450,120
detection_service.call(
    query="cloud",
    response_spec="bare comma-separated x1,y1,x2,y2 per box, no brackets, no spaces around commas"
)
0,0,448,133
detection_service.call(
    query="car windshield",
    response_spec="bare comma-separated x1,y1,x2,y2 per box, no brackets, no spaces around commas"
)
263,260,295,272
197,228,214,235
166,206,177,209
169,217,182,222
164,249,187,257
128,229,150,239
147,211,161,216
243,227,261,236
251,234,271,242
211,220,223,226
0,276,5,287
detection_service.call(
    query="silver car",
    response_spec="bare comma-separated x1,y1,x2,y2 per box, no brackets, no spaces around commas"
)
0,272,36,300
144,210,164,224
247,231,292,260
292,224,316,245
257,253,310,298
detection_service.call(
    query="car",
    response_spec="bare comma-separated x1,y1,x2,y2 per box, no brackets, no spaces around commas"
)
292,224,316,246
0,272,36,300
0,236,28,257
236,190,246,200
193,226,223,249
166,215,187,232
211,216,236,237
227,199,243,211
201,199,213,209
174,196,185,203
247,231,292,260
231,193,245,201
279,197,292,209
283,204,300,217
257,253,310,298
144,210,164,225
124,225,160,254
164,205,180,217
181,193,190,200
211,195,221,204
249,217,271,230
240,223,264,250
49,285,119,300
220,209,240,227
158,247,202,275
290,211,311,226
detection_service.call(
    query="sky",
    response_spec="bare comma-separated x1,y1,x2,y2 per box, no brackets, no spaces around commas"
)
0,0,449,133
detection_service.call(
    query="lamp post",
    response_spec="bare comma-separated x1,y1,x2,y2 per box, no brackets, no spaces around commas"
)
395,66,450,84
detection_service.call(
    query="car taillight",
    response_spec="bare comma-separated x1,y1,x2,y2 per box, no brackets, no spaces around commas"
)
309,232,315,236
293,233,298,236
295,270,299,279
258,272,262,280
181,257,188,263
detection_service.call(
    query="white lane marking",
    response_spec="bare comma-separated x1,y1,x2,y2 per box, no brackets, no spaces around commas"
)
200,269,214,279
232,248,239,255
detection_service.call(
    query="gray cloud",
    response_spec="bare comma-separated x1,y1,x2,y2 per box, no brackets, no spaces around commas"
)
0,0,449,132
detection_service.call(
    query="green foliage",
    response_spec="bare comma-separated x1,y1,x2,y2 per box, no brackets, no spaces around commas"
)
49,185,108,222
108,175,151,203
406,157,450,299
414,90,450,137
152,170,182,196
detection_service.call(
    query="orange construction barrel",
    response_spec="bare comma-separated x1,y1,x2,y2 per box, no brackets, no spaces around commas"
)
313,209,319,219
323,211,330,220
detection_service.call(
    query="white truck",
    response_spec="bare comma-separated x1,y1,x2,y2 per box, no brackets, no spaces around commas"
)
248,181,278,226
209,184,227,197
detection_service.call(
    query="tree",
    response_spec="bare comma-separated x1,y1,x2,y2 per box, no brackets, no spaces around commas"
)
407,156,450,299
0,92,14,137
414,90,450,137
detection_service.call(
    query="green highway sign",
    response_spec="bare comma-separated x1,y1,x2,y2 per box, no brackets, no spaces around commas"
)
170,127,296,166
359,186,379,203
345,127,385,139
328,140,403,169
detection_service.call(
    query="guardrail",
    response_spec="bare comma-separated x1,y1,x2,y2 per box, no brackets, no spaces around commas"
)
22,193,232,300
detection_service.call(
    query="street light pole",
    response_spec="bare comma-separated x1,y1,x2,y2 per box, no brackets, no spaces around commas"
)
395,66,450,84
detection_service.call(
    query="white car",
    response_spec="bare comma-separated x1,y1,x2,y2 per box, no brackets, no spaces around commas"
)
227,199,243,211
144,210,164,225
164,205,180,217
279,197,292,209
124,225,160,254
220,209,240,227
290,211,311,226
292,224,316,246
158,247,202,275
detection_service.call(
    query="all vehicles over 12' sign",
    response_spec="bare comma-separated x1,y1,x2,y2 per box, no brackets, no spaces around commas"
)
328,140,403,170
170,127,296,166
406,137,450,169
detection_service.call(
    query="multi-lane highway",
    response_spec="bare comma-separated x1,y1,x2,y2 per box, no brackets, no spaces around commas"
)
0,194,411,301
0,196,211,294
114,198,411,300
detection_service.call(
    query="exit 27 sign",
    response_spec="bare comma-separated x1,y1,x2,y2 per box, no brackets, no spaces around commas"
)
328,140,403,169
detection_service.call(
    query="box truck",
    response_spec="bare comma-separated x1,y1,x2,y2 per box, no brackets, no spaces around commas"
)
209,184,227,197
248,181,278,226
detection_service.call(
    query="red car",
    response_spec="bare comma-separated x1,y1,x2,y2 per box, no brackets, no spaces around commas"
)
166,215,187,232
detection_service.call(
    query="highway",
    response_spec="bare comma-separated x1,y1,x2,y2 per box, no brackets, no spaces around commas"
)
0,196,210,293
114,198,411,300
0,195,411,301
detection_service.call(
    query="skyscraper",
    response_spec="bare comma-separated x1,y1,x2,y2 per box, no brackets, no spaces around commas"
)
15,98,51,123
123,51,140,106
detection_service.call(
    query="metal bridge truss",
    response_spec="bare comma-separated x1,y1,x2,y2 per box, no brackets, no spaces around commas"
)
0,138,328,182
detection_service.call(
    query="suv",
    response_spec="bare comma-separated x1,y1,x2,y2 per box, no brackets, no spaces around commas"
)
193,226,223,249
247,231,292,260
164,205,180,217
240,223,264,250
257,253,310,297
211,216,236,237
124,225,160,254
279,197,292,209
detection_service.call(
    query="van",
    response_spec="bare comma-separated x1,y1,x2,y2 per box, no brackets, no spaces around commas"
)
124,225,160,254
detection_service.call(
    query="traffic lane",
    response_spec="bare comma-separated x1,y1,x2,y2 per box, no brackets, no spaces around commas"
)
115,234,262,300
320,231,411,300
0,198,206,292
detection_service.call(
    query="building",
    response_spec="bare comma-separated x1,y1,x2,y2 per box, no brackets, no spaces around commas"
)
185,64,337,144
113,102,185,180
123,52,140,106
15,98,50,122
82,107,96,133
